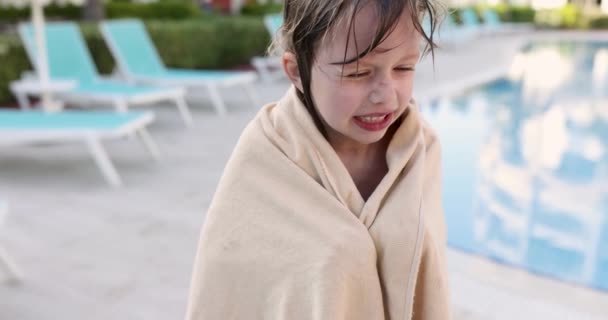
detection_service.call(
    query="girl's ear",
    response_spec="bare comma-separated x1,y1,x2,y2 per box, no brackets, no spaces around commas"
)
282,52,304,92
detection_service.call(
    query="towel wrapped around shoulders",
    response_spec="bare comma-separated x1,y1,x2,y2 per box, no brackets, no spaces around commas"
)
185,87,450,320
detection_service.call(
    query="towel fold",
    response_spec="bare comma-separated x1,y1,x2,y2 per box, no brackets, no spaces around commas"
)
186,87,450,320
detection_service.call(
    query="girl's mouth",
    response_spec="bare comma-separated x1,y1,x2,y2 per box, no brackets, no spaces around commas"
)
353,112,393,131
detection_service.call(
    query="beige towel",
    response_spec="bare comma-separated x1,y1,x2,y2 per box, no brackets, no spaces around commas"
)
186,87,450,320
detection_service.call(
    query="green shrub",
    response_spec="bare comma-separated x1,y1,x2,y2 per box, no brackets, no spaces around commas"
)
241,1,283,16
0,3,81,22
536,4,584,28
589,15,608,29
559,4,582,28
0,17,269,104
451,5,535,24
145,17,269,69
79,23,117,75
106,1,202,20
0,34,32,105
444,8,462,24
487,4,535,23
0,1,202,22
535,9,559,28
508,6,536,23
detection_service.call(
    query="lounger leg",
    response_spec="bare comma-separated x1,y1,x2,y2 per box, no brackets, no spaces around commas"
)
114,100,137,141
0,246,23,283
251,57,272,82
12,89,31,110
243,83,260,109
86,137,123,188
173,95,194,128
207,84,227,116
136,128,160,160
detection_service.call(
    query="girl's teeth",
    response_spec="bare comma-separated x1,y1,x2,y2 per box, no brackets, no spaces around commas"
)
358,115,385,123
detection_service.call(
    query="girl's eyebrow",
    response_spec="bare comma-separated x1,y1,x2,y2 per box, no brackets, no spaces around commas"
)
330,51,368,66
329,50,420,66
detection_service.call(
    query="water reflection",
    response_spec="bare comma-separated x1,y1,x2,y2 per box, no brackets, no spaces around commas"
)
422,41,608,291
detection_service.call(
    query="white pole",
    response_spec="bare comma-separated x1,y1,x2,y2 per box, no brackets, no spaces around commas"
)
31,0,58,112
230,0,244,15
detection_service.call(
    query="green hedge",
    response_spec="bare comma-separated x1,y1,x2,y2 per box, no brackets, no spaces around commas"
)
0,35,32,105
535,4,585,28
240,2,283,16
0,1,202,22
0,3,81,23
0,17,270,104
493,5,536,23
449,5,536,25
106,1,202,19
144,18,269,69
589,16,608,29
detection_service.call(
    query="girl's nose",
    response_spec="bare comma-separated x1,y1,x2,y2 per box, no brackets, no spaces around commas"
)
368,75,392,104
368,90,384,104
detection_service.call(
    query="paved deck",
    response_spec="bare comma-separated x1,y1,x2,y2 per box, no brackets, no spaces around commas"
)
1,31,607,320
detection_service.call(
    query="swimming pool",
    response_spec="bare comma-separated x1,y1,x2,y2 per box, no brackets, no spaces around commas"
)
422,41,608,291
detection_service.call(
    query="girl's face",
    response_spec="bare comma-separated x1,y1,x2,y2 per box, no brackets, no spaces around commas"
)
310,6,421,149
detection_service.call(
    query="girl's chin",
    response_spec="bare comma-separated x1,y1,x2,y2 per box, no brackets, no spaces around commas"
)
351,128,390,145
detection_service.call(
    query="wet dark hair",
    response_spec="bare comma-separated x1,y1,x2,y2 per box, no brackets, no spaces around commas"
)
271,0,442,135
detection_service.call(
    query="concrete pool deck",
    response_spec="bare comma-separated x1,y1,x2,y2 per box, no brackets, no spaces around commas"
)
1,30,607,319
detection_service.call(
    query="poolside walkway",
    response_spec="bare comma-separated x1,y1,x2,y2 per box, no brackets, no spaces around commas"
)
1,31,607,320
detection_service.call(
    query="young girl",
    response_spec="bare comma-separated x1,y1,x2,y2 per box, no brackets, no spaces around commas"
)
186,0,449,319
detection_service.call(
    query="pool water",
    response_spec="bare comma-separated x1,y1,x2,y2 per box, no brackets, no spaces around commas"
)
422,41,608,291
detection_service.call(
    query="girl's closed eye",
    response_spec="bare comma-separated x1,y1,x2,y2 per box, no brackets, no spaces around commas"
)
395,66,415,72
343,65,416,78
345,70,371,78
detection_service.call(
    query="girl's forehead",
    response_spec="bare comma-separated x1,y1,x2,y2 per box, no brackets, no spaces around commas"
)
318,7,417,60
327,4,384,44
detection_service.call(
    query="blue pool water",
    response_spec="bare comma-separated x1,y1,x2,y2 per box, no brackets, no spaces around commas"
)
422,41,608,291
